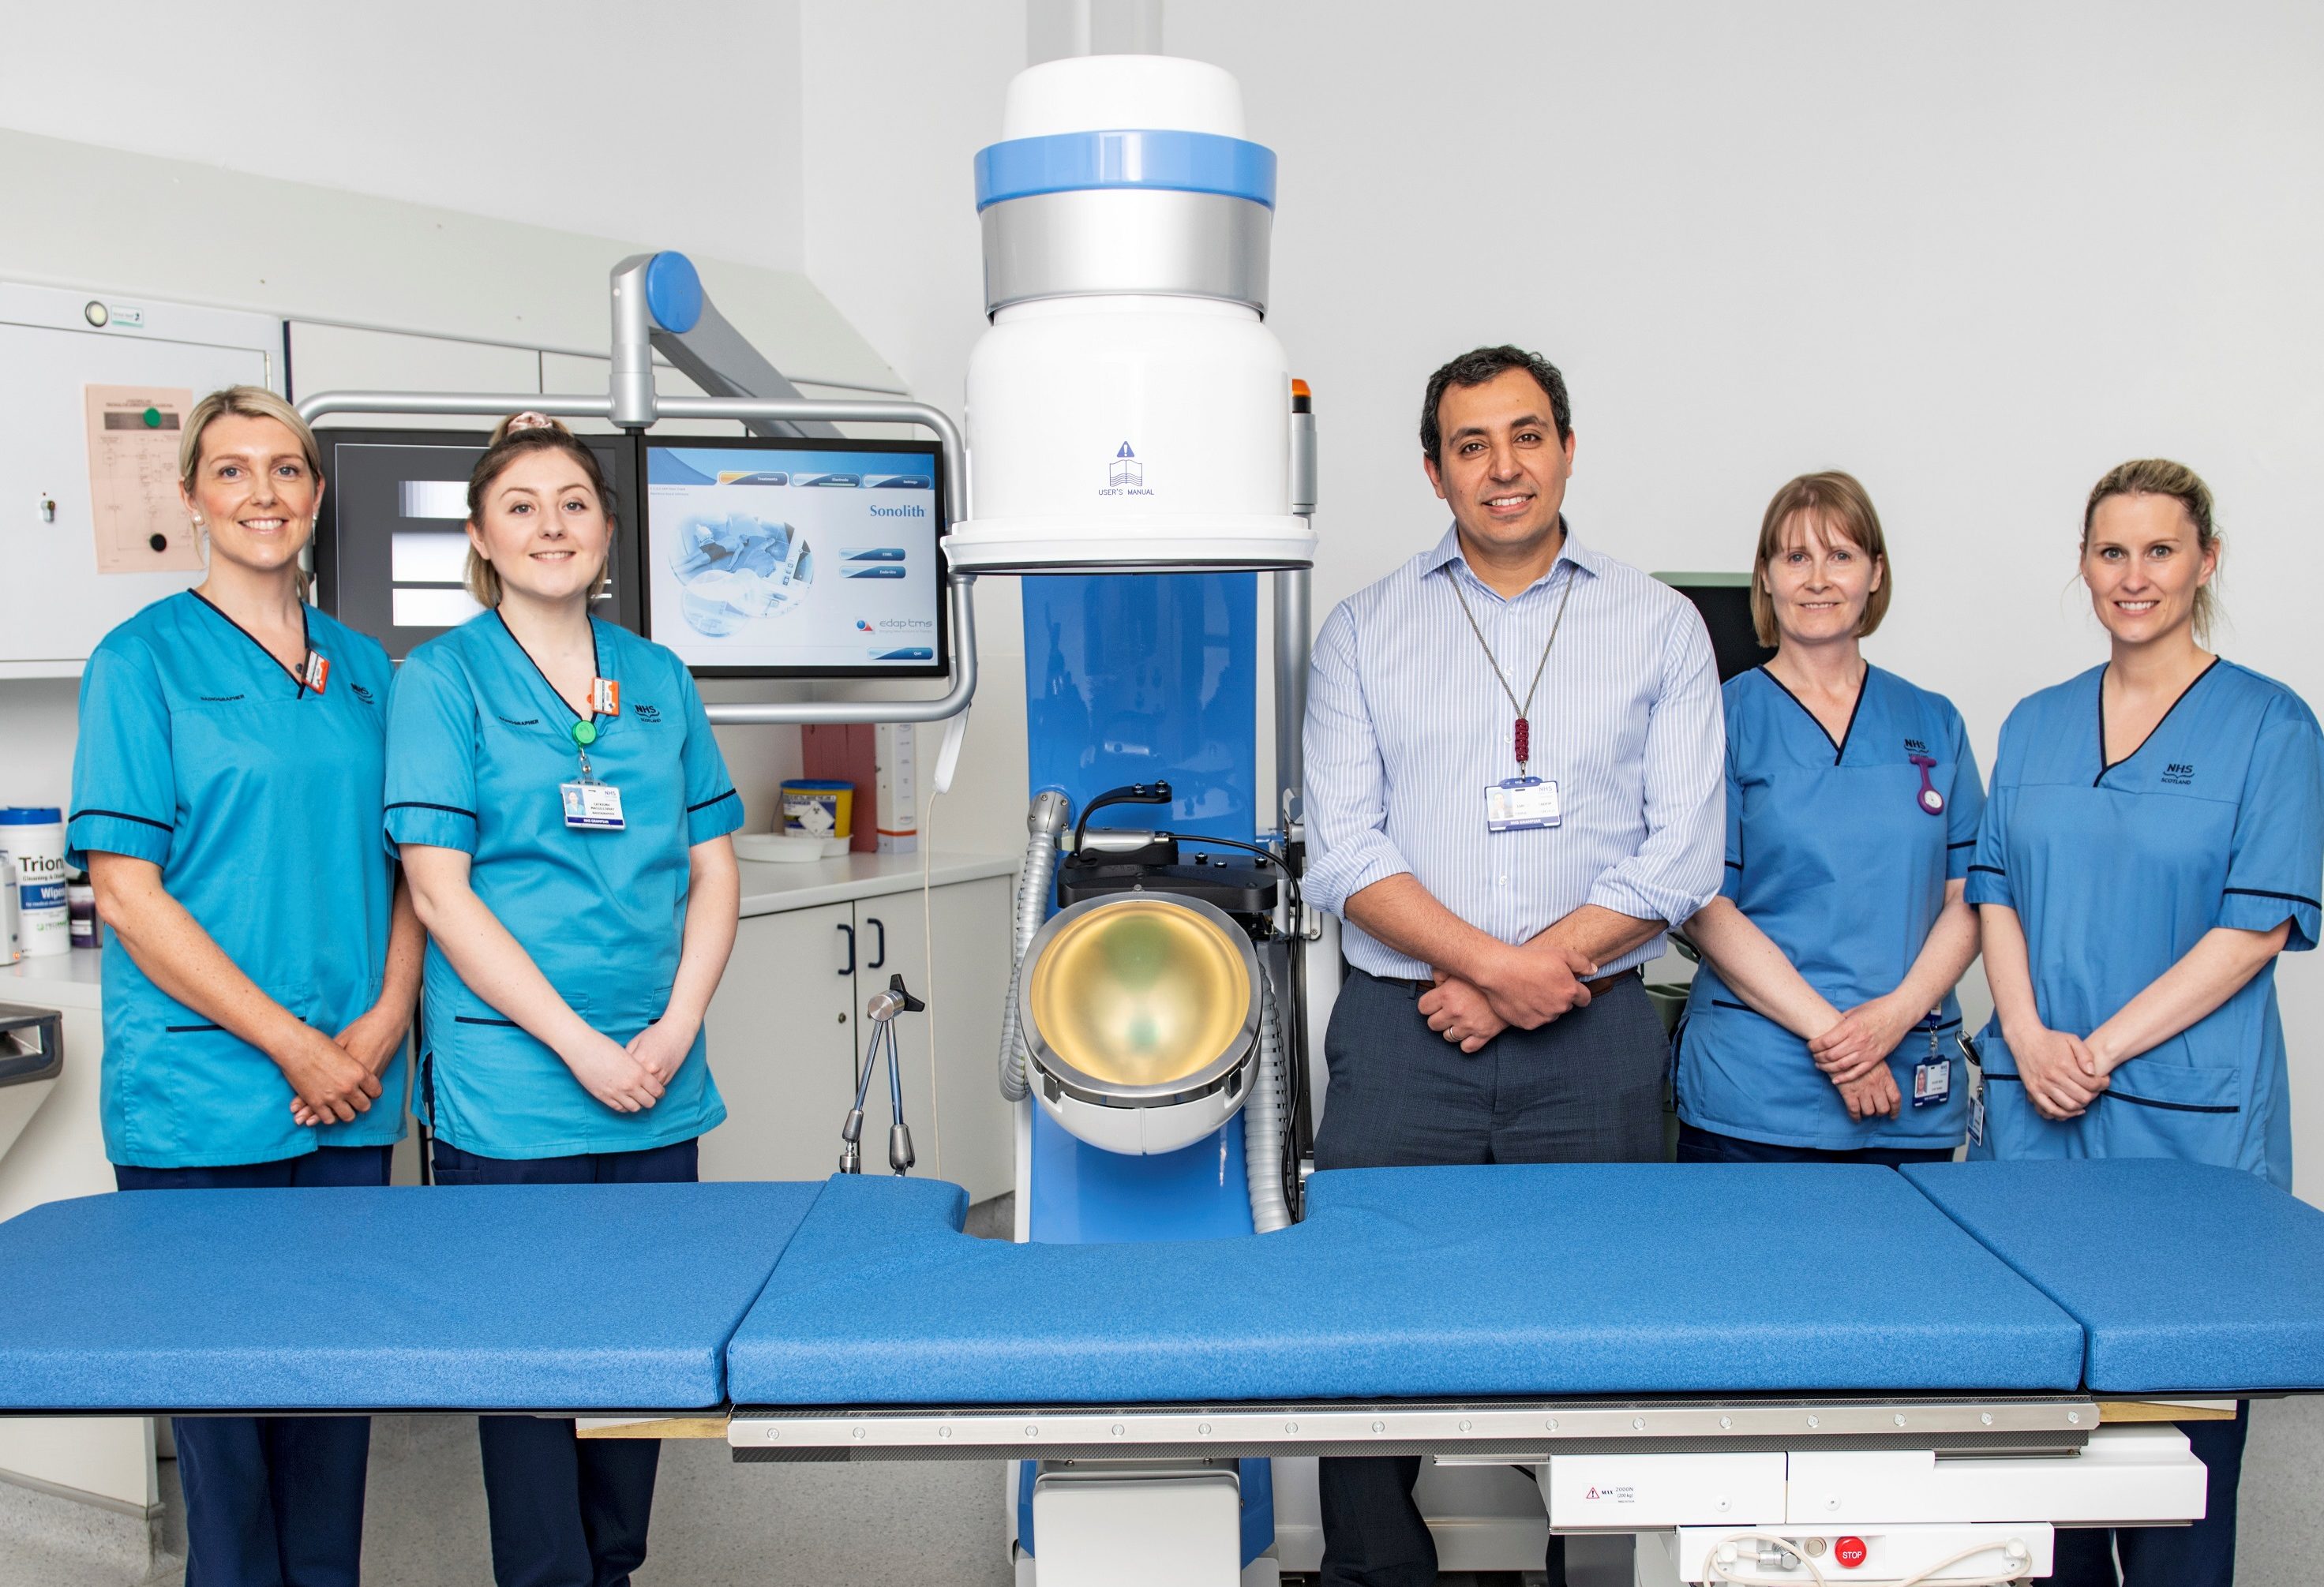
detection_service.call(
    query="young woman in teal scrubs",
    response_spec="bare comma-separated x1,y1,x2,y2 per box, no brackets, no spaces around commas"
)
1676,472,1984,1163
1970,459,2323,1587
69,384,422,1587
385,414,742,1587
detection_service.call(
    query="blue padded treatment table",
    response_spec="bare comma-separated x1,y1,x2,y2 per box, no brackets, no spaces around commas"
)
725,1164,2089,1406
0,1182,819,1413
1903,1159,2324,1396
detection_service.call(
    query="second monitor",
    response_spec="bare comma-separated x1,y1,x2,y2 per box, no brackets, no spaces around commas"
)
642,436,948,679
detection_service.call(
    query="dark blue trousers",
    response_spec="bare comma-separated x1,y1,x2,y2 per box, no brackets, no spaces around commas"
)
2050,1402,2249,1587
1314,969,1670,1587
1676,1121,1955,1169
114,1144,393,1587
430,1136,699,1587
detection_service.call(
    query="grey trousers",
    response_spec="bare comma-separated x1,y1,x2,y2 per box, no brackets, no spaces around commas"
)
1314,966,1670,1587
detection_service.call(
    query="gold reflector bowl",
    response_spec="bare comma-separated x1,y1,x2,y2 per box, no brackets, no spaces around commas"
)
1021,893,1261,1115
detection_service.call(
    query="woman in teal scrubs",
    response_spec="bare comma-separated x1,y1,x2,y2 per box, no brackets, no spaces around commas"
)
1677,471,1983,1163
1970,459,2322,1587
385,414,742,1587
69,384,422,1587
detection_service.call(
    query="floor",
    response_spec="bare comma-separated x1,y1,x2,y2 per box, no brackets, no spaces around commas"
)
2,1399,2320,1585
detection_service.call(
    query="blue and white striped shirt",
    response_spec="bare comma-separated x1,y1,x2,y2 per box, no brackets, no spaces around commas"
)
1303,524,1726,980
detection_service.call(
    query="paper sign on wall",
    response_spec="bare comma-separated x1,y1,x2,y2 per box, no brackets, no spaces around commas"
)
84,384,203,575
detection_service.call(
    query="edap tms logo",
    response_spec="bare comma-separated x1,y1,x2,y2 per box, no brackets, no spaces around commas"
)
1101,441,1153,498
857,619,875,633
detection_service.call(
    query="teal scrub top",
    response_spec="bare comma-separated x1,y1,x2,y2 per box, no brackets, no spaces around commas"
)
1966,660,2324,1190
67,592,404,1169
383,612,743,1160
1677,665,1985,1151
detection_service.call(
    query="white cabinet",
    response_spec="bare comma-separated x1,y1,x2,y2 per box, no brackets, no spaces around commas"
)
697,861,1017,1201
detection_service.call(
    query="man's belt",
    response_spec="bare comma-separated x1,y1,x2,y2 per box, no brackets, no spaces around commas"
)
1375,965,1641,1001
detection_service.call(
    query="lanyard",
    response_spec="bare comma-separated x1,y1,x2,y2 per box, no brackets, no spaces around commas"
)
1449,563,1576,777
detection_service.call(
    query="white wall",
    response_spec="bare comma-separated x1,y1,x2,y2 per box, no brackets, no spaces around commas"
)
0,2,808,278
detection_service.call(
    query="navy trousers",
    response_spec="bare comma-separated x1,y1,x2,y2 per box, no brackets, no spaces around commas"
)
114,1144,393,1587
2050,1402,2249,1587
1314,968,1670,1587
430,1136,699,1587
1675,1121,1955,1169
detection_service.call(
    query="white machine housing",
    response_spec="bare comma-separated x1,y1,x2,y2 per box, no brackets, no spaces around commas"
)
947,54,1314,574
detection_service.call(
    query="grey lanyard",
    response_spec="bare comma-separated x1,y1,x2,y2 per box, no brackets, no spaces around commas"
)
1448,563,1576,777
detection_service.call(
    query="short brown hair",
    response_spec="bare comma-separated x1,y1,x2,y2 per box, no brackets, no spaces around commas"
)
179,386,323,601
2082,459,2221,645
1749,471,1890,648
463,414,617,608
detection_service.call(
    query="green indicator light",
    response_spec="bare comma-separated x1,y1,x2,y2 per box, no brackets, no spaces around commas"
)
570,721,598,747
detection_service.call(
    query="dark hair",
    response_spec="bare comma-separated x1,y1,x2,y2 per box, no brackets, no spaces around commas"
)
1419,345,1572,462
464,414,617,608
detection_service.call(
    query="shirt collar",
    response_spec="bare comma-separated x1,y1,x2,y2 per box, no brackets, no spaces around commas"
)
1421,518,1605,593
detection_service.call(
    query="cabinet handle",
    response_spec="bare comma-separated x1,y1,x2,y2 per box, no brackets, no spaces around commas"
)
837,922,855,977
867,916,886,971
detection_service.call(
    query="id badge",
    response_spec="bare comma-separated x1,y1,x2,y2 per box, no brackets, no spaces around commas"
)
302,650,330,694
1968,1085,1986,1146
1486,776,1561,833
590,677,620,716
560,780,625,830
1912,1058,1951,1108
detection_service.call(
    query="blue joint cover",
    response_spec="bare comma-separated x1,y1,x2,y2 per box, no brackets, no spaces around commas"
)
974,129,1276,211
645,251,704,335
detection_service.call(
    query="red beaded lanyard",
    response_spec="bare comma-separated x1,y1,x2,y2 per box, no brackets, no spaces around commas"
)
1449,565,1576,777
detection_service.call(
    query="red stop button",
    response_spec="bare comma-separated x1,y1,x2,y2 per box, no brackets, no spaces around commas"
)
1835,1536,1869,1568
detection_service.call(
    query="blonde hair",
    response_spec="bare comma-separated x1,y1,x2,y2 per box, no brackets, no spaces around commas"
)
1749,470,1890,647
178,385,322,600
2083,459,2222,645
463,413,617,608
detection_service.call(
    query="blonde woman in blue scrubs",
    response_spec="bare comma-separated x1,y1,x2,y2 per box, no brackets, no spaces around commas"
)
1970,459,2324,1587
70,385,421,1587
1676,472,1984,1163
385,414,742,1587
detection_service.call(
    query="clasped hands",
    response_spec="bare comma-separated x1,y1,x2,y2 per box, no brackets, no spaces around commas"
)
1419,938,1600,1054
1806,994,1922,1121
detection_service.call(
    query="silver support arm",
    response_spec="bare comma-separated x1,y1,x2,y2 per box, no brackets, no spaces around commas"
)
291,390,977,727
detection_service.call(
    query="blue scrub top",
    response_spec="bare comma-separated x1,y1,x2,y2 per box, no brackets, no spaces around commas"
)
1677,665,1985,1151
67,592,404,1169
383,612,744,1160
1967,660,2324,1190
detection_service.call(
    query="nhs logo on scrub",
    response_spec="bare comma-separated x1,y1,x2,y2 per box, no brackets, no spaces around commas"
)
1100,441,1153,498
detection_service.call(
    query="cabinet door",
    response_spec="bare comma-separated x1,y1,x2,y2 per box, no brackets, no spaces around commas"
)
698,903,858,1182
854,876,1015,1201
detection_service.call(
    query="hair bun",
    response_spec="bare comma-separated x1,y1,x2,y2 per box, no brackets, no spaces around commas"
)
489,410,572,446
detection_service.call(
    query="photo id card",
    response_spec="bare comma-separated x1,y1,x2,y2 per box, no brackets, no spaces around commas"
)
1486,776,1561,833
1912,1057,1952,1108
560,780,626,830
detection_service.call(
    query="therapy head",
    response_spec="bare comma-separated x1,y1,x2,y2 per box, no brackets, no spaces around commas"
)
463,414,619,611
1419,346,1575,573
177,386,324,596
2081,459,2221,649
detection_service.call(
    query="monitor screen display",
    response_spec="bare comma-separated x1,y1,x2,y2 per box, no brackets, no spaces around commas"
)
641,439,947,677
313,429,642,661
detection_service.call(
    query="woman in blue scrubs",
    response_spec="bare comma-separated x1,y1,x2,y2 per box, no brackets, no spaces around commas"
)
1970,459,2323,1587
69,385,421,1587
385,414,742,1587
1677,471,1983,1163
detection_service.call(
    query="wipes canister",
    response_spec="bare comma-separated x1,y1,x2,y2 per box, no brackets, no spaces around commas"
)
0,852,20,964
1,809,69,957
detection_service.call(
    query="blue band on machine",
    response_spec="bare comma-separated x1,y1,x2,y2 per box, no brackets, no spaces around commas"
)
645,252,704,335
973,129,1277,211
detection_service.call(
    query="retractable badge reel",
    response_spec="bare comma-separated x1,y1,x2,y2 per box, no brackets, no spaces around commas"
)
560,679,624,831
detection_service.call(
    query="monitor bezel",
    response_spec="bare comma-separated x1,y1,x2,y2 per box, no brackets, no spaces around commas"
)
312,426,645,661
637,432,951,681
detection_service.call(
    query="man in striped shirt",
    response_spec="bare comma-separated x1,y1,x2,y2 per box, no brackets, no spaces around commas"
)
1301,345,1725,1587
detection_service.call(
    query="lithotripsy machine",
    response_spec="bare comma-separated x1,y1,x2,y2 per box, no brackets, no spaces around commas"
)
5,54,2324,1587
